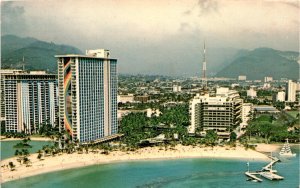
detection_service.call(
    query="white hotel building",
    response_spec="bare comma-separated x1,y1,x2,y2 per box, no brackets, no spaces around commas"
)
286,80,297,102
189,88,243,139
1,70,57,133
56,49,118,143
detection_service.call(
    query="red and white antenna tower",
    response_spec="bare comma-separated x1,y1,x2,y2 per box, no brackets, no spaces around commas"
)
202,41,207,91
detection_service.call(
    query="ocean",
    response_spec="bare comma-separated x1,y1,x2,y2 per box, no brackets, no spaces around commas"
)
2,146,299,188
1,140,53,160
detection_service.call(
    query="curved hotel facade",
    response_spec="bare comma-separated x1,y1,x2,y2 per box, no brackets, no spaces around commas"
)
56,49,117,143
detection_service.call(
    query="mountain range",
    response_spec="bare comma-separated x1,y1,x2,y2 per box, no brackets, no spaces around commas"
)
1,35,299,80
216,48,299,80
1,35,82,73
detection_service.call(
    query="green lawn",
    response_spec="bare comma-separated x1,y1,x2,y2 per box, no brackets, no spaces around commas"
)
286,111,299,118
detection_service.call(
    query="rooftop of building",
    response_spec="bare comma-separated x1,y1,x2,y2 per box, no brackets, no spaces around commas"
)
55,49,117,60
191,87,241,103
192,94,242,103
55,54,117,60
0,69,56,76
253,105,279,113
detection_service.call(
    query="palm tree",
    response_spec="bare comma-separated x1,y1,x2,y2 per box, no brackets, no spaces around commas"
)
22,149,29,156
8,162,15,171
23,157,30,165
204,130,218,149
84,146,89,154
54,131,64,149
37,153,43,160
14,150,19,156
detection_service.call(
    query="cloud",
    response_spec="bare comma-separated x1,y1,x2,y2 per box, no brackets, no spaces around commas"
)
1,2,27,35
183,10,192,15
197,0,219,16
182,0,219,17
280,1,299,9
179,22,190,32
1,0,298,76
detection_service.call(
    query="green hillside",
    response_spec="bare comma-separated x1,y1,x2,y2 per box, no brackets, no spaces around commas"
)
1,35,82,73
215,48,299,80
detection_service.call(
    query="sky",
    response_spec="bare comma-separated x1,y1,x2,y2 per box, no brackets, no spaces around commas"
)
1,0,299,76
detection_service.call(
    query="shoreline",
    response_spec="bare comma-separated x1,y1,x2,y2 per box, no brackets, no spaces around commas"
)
0,144,274,184
0,136,52,142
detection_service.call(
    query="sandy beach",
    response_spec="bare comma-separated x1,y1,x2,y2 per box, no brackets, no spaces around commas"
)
255,143,281,153
0,136,52,142
0,144,273,183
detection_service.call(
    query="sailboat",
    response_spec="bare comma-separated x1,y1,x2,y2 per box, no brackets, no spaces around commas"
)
279,139,296,157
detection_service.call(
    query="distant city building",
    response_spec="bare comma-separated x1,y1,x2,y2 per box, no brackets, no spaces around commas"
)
189,87,243,139
263,83,271,89
231,83,239,88
238,75,247,81
146,108,161,118
253,105,280,114
247,87,257,98
216,87,239,97
56,49,118,143
276,91,286,102
264,76,273,82
286,80,297,102
117,94,134,103
0,70,57,133
241,103,253,128
173,85,182,92
134,95,149,103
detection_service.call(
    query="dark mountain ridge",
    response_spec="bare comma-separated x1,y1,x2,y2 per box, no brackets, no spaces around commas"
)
216,47,299,80
1,35,82,73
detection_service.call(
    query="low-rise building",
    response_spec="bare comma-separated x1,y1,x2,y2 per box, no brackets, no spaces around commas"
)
117,94,134,103
264,76,273,82
134,95,150,103
238,75,247,81
247,87,257,98
241,103,253,128
253,105,280,114
276,91,285,102
173,85,182,92
146,108,162,118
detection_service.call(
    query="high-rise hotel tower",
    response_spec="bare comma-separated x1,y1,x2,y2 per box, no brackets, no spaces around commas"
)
56,49,118,143
1,70,57,133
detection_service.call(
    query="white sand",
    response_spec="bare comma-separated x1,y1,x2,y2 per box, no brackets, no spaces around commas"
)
0,144,269,183
255,143,281,153
0,136,52,142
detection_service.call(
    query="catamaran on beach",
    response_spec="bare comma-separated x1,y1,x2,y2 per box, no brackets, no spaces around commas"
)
279,139,296,157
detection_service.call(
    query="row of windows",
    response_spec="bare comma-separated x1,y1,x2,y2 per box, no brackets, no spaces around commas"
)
5,82,57,131
110,62,118,134
78,59,106,141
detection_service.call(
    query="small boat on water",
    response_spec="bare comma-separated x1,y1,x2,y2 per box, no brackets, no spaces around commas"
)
279,139,296,157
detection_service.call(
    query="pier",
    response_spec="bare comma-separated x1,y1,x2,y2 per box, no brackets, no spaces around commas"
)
260,172,284,180
261,156,280,172
245,155,284,182
245,172,263,182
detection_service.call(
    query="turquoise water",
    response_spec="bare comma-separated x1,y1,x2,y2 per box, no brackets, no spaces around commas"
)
2,146,299,188
1,140,53,160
